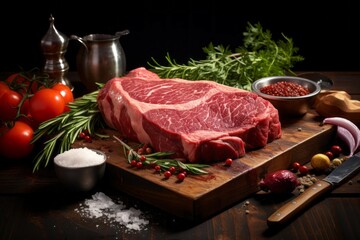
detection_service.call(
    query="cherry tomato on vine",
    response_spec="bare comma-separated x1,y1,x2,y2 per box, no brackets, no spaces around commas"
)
51,83,74,111
0,89,22,122
29,88,65,123
5,72,38,94
0,121,34,160
18,114,38,130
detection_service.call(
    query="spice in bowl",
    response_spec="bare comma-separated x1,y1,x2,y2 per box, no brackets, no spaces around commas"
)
251,76,321,117
54,147,106,191
259,81,310,97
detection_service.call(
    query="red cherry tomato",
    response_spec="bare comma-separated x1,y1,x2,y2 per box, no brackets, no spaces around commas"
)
51,83,74,111
5,72,39,94
29,88,65,123
0,89,22,122
0,121,34,159
18,114,39,130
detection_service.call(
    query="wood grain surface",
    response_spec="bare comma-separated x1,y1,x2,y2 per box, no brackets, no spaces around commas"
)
72,110,336,221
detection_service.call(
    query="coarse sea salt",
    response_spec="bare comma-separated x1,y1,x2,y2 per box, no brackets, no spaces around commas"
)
75,192,149,232
54,147,105,168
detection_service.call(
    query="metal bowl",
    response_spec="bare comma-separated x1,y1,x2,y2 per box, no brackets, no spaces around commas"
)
54,149,107,191
251,76,321,117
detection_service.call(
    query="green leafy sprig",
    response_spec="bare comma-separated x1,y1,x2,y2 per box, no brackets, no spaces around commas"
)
113,135,209,175
148,22,304,91
31,89,106,172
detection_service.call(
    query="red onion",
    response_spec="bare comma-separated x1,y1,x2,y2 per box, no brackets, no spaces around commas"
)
323,117,360,156
337,126,356,156
259,170,299,194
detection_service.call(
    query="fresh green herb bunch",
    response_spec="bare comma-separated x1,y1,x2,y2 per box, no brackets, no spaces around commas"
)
148,22,304,91
113,136,209,175
31,89,107,172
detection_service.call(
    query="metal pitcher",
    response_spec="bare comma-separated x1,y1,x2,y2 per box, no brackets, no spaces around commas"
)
70,30,129,92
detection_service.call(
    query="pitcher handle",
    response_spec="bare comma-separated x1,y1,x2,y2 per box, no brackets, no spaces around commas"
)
70,35,88,51
115,30,130,37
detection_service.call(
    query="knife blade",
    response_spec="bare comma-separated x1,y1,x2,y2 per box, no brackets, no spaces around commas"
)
267,151,360,227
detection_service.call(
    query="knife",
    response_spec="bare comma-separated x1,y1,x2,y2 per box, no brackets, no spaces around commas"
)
267,151,360,227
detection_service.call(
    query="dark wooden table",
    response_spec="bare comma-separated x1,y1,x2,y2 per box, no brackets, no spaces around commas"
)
1,72,360,240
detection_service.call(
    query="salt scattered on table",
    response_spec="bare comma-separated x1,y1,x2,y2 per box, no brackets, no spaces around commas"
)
75,192,149,232
54,147,105,167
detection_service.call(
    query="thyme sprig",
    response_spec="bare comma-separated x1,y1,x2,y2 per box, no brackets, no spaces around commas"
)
113,135,209,175
31,89,106,172
148,22,304,91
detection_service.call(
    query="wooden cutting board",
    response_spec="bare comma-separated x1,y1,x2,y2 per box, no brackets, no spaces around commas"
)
72,110,336,221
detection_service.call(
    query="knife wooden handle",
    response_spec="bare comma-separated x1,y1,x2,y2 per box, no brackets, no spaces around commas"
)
267,180,332,227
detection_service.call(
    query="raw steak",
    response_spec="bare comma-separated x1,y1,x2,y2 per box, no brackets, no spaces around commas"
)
97,67,281,163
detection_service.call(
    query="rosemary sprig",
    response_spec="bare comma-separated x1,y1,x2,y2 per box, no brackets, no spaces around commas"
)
113,135,209,175
148,22,304,91
31,89,106,172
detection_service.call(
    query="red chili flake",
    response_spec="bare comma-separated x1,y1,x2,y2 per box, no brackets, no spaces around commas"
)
260,81,310,97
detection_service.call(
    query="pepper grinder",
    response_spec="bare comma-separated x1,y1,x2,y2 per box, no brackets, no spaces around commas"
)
41,14,73,90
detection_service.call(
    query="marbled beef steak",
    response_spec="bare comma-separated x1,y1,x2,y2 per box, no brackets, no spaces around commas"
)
97,67,281,163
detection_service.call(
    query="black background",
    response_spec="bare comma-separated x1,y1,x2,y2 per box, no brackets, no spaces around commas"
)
0,1,358,74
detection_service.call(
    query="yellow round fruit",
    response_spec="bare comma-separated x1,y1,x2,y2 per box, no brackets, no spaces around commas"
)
311,153,331,172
